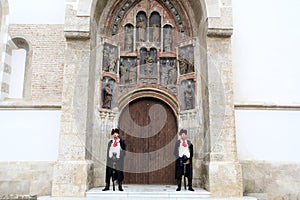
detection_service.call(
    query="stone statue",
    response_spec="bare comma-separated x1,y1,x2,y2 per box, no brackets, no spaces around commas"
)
109,49,117,72
187,47,194,72
119,61,128,84
137,16,146,42
103,46,110,72
179,57,188,74
167,61,177,85
144,53,154,76
160,63,168,85
152,23,160,42
128,63,137,84
125,28,133,51
103,83,113,109
164,28,172,52
184,84,193,110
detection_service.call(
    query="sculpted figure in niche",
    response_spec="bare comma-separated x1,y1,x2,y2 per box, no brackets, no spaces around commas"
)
160,62,168,85
153,23,160,42
144,53,154,76
109,49,117,72
103,83,113,109
168,61,177,85
137,16,146,42
128,62,137,84
184,84,193,110
103,46,110,72
119,61,128,84
179,57,188,74
125,28,133,51
164,28,172,52
187,47,194,72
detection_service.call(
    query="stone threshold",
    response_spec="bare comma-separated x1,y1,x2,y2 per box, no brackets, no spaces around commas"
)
38,185,257,200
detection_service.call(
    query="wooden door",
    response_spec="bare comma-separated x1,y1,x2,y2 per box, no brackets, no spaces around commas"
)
119,97,177,184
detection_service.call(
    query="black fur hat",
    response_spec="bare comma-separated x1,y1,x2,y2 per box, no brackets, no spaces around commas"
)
111,128,120,135
179,129,187,135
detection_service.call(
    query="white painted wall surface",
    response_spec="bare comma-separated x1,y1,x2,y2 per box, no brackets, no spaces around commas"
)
232,0,300,162
0,110,60,161
235,110,300,162
8,0,66,24
232,0,300,105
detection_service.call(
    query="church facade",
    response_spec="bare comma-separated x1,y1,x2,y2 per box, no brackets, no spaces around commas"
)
0,0,300,199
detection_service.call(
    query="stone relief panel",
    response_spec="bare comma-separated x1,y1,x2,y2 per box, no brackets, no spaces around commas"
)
178,45,194,75
160,58,177,86
102,76,116,109
100,0,197,108
140,47,158,85
103,43,118,73
119,57,137,85
180,79,195,111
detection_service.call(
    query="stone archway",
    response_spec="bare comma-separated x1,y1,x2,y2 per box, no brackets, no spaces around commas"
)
52,0,243,197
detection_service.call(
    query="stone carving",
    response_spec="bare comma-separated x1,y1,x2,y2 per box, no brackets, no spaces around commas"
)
144,52,154,76
128,62,137,84
160,61,168,85
167,60,177,85
137,15,146,42
164,27,172,52
111,0,187,36
103,44,118,73
180,79,195,110
152,23,160,42
160,59,177,86
103,83,113,109
119,58,137,84
179,45,194,74
124,25,133,51
184,84,193,110
119,61,128,84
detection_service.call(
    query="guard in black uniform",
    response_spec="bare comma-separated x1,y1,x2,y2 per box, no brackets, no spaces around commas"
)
174,129,194,191
102,128,126,191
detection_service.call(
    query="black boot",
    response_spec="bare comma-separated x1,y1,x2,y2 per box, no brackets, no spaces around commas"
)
118,182,123,191
102,183,109,191
176,179,181,191
188,179,194,191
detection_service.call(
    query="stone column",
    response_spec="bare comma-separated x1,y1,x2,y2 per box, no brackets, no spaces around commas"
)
204,1,243,197
51,4,94,197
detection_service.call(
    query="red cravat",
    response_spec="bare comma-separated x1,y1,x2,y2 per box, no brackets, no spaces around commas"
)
182,138,187,147
113,138,118,147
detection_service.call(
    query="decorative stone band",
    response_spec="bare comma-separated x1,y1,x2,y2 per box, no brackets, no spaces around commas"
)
64,30,91,39
207,28,233,38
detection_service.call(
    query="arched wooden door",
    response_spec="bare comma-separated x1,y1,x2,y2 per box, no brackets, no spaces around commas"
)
119,97,177,184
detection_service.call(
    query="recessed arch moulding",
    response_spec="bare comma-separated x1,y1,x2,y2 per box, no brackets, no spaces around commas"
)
52,0,243,197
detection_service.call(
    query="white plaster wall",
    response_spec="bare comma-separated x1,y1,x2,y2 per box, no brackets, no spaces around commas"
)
7,0,65,24
232,0,300,105
235,110,300,162
0,110,60,161
232,0,300,162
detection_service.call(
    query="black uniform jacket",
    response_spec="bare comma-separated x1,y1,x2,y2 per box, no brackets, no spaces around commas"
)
174,139,193,180
105,138,126,182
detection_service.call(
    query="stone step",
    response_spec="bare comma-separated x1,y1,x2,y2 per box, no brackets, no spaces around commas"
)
38,185,257,200
86,185,211,199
